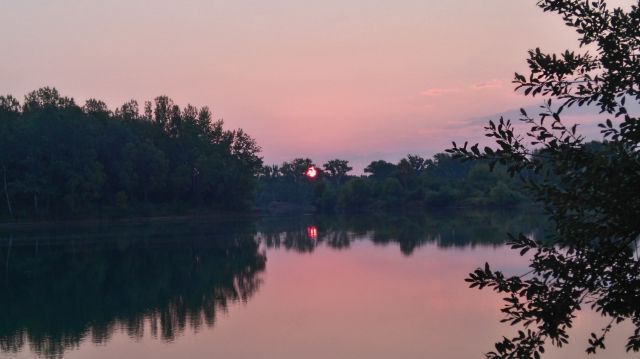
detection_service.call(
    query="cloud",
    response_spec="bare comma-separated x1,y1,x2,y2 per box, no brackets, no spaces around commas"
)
419,88,459,97
419,79,507,98
471,79,505,90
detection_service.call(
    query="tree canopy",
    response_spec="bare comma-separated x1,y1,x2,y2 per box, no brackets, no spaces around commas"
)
257,153,528,212
448,0,640,357
0,88,262,218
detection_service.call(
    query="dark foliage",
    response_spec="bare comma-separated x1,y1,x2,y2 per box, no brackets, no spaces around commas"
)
0,88,262,218
0,219,265,359
448,1,640,357
258,154,528,213
0,211,540,358
257,210,544,256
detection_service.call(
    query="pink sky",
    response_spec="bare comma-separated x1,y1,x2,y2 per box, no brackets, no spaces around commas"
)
0,0,635,170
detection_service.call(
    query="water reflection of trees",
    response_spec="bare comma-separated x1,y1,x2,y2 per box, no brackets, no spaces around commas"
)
258,210,545,255
0,210,545,358
0,219,265,359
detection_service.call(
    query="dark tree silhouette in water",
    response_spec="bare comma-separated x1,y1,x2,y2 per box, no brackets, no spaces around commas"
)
257,210,543,256
0,220,265,359
448,1,640,357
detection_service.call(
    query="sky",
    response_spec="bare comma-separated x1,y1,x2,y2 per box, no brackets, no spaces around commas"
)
0,0,636,171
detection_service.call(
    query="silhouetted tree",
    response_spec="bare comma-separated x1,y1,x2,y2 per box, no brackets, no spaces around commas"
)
363,160,396,180
449,1,640,357
0,88,263,217
406,154,427,174
258,151,526,212
280,158,316,182
322,159,352,184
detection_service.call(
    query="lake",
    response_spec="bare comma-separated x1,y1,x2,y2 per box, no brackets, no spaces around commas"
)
0,211,633,358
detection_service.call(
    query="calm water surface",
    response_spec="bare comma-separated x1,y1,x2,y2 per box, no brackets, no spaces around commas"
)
0,211,633,358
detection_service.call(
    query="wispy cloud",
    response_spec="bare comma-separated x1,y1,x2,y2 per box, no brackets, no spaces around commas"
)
471,79,505,90
420,79,507,98
419,88,459,97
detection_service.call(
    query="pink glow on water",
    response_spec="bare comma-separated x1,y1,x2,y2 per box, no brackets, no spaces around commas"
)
307,226,318,240
16,240,631,359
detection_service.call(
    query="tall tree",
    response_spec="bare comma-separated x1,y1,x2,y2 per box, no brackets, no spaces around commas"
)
322,159,352,184
363,160,396,180
406,154,427,174
0,95,20,217
449,1,640,357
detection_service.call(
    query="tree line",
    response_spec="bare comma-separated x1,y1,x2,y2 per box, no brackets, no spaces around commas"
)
0,87,262,218
257,153,529,213
0,87,529,220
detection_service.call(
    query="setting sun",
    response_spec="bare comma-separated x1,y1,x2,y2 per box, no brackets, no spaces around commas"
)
0,1,635,358
305,166,318,179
